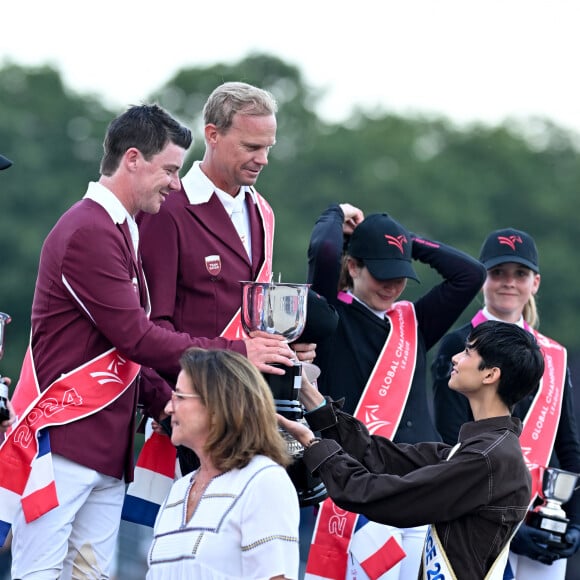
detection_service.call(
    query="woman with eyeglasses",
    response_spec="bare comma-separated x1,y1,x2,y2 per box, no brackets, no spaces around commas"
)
146,347,300,580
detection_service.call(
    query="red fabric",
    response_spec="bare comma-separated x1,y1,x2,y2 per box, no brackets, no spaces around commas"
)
361,536,407,579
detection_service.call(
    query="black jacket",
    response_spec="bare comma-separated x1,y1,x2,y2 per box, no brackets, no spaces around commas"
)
304,400,531,580
308,204,486,443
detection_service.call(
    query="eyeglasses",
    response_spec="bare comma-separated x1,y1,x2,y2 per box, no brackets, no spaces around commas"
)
171,391,201,402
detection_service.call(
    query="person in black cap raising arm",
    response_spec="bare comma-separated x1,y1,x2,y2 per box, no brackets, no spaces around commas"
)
432,228,580,579
302,203,486,580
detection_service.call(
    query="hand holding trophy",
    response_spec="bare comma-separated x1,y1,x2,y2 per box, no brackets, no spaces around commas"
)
241,280,331,507
526,467,580,547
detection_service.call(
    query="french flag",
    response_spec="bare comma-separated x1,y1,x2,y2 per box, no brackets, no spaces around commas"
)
121,431,177,527
305,516,406,580
351,517,406,579
0,430,58,547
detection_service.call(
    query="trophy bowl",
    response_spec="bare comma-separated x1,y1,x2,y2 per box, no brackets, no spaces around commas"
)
544,467,578,504
0,312,10,360
527,467,580,546
240,281,327,507
241,281,309,408
241,282,308,343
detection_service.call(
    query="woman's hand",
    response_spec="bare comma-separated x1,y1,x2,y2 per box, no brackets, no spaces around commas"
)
339,203,364,235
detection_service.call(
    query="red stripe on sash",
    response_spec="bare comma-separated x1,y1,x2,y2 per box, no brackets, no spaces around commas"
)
306,301,418,579
0,346,140,521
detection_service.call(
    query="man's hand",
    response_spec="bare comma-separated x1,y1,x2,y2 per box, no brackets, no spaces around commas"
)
244,330,296,375
339,203,364,235
291,341,316,363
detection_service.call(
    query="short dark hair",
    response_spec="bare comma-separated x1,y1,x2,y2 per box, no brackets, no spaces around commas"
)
467,320,544,408
100,104,192,175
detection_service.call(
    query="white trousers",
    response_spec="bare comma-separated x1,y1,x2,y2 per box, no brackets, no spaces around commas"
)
11,454,125,580
347,524,428,580
508,551,567,579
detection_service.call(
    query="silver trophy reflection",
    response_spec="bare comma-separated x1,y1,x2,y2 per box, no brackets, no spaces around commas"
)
0,312,11,421
241,281,327,507
526,467,580,546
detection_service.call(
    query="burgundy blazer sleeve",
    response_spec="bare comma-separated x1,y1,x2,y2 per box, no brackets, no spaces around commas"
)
58,214,238,378
138,367,173,421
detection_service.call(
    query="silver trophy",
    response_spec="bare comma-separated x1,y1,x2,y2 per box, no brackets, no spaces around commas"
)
241,281,327,507
526,467,580,546
0,312,11,421
241,281,309,424
0,312,10,361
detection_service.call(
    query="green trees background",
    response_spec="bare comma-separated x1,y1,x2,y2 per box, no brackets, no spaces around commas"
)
1,53,580,384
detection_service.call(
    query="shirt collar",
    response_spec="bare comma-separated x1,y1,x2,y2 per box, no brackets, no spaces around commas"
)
348,290,387,320
180,160,256,208
482,306,525,328
83,181,139,254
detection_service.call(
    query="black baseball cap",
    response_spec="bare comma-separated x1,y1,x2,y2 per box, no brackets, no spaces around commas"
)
479,228,539,273
0,154,12,170
347,213,419,281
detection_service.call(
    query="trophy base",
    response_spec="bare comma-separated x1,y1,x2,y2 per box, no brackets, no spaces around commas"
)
526,510,569,546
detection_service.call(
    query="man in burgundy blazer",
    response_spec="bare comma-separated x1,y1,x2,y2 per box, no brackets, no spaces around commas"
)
139,82,313,379
9,105,266,579
138,82,315,476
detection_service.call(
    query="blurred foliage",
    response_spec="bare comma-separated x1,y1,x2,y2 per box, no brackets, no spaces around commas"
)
1,54,580,388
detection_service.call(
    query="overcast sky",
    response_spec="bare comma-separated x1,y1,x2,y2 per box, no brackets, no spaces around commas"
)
2,0,580,133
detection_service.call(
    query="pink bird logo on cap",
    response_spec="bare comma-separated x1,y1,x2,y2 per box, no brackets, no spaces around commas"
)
497,235,523,251
385,234,408,254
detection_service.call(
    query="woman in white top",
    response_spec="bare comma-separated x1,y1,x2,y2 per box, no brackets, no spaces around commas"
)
147,348,300,580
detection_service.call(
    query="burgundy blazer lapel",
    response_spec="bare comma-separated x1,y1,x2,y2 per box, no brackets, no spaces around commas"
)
247,196,266,278
186,194,251,265
117,221,149,310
